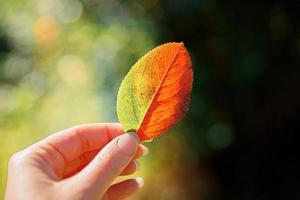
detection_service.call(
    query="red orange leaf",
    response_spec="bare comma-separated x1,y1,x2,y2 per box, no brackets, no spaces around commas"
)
117,42,193,141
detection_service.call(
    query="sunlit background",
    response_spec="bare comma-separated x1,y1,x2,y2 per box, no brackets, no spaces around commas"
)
1,0,299,199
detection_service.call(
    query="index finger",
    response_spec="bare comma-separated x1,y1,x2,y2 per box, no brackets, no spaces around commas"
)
33,123,124,174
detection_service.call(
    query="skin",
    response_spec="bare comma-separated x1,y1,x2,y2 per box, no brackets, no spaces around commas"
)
5,123,148,200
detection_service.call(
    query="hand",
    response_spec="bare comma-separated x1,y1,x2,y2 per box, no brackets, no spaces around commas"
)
5,123,148,200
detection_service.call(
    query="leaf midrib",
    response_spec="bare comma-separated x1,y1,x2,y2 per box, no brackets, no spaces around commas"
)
136,43,184,132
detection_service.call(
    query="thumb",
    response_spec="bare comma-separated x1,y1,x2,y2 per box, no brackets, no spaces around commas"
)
70,132,139,198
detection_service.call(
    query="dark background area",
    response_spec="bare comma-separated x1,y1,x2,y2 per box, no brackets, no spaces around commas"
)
148,0,300,199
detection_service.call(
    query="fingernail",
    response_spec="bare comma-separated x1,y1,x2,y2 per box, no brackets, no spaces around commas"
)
141,146,149,156
135,177,144,188
134,160,140,170
117,132,139,156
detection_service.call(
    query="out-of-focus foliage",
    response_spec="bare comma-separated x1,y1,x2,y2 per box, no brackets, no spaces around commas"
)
1,0,300,199
0,1,207,199
0,0,157,198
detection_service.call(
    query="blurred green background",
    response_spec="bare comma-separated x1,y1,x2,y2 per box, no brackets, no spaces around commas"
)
0,0,299,199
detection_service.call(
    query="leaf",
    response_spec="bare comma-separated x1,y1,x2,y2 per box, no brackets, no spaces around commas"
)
116,42,193,141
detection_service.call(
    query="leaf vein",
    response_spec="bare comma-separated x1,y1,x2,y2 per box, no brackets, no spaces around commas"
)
137,44,184,131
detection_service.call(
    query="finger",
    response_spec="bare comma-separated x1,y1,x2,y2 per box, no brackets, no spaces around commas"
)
70,132,139,198
63,150,99,178
33,123,124,175
103,178,144,200
63,155,140,178
120,160,140,176
63,145,146,178
134,144,149,159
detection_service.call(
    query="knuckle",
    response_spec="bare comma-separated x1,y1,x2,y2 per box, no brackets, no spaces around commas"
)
9,150,31,167
9,151,24,166
98,154,120,175
106,162,119,175
72,124,84,133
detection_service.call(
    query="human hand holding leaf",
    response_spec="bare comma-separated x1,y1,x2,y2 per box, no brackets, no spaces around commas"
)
117,42,193,141
5,43,192,200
